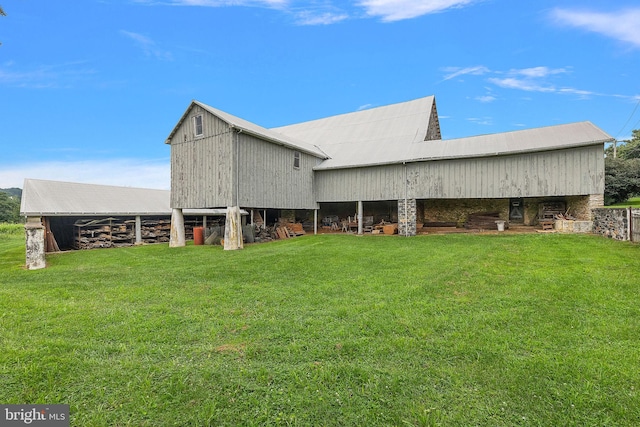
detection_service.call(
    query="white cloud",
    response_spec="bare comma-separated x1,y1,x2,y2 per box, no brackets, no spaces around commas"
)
358,0,477,22
551,8,640,48
488,77,556,93
0,159,170,190
513,66,568,78
121,31,173,61
441,65,490,82
0,61,95,89
294,10,348,25
466,116,492,126
357,103,374,111
475,95,496,103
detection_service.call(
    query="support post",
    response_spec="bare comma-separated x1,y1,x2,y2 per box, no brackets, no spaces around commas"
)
25,217,46,270
314,209,318,235
357,201,363,235
135,216,142,244
398,198,417,236
169,208,186,247
224,206,243,250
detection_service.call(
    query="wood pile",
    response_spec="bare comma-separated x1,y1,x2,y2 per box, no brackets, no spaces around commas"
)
74,217,173,249
464,212,507,230
138,219,171,243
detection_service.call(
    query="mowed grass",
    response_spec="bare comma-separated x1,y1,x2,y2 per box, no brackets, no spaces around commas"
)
1,226,639,426
609,197,640,208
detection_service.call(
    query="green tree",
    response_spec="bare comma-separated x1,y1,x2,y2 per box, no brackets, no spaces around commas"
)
0,192,21,223
604,129,640,204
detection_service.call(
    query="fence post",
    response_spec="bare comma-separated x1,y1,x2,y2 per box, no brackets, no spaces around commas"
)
629,207,634,242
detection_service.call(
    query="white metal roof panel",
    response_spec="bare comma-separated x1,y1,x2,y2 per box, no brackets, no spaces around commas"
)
272,96,435,147
313,121,613,170
20,179,243,216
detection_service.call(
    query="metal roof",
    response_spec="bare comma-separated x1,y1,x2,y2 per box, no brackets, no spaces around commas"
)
166,101,329,159
20,179,239,217
312,121,613,170
272,96,436,150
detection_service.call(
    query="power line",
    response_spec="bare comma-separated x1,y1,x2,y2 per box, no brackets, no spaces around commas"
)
615,97,640,140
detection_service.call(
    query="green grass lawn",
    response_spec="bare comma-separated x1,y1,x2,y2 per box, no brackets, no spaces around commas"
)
609,197,640,208
1,225,639,426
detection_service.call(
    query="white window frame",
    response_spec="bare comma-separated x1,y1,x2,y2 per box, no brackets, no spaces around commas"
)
293,151,301,169
194,114,203,137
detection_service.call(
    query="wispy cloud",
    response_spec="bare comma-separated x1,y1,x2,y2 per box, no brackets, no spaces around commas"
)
0,158,170,190
293,9,348,25
137,0,481,24
551,8,640,48
358,0,478,22
475,95,496,103
0,61,95,89
440,66,490,82
120,30,173,60
467,116,492,126
442,65,625,101
134,0,288,8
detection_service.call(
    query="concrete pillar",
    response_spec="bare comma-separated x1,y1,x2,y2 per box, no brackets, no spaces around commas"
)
357,200,363,235
224,206,243,250
314,209,318,235
169,208,186,247
398,198,417,236
135,216,142,244
25,217,46,270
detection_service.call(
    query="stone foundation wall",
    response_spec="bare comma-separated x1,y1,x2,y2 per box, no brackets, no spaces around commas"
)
398,198,417,236
592,208,629,240
420,199,510,226
419,196,593,226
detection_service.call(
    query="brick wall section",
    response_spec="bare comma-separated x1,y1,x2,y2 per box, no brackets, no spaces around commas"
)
398,198,417,236
592,208,629,240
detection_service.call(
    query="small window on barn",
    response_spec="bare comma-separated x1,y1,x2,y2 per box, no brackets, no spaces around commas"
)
293,151,301,169
194,115,203,137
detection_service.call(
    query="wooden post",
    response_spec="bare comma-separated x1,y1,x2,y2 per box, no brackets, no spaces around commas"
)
224,206,243,250
169,208,186,247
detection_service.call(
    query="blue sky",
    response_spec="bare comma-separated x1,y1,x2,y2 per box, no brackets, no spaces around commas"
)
1,0,639,189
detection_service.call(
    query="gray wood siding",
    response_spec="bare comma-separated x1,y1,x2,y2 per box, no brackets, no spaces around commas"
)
315,145,604,202
236,132,318,209
170,106,235,208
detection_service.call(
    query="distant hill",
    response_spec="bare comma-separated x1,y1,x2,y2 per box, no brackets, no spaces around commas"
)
0,188,22,198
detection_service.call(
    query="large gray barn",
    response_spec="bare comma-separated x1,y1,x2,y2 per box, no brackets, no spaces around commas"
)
166,95,613,242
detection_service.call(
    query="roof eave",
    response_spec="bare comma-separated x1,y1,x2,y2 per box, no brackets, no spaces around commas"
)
314,139,610,171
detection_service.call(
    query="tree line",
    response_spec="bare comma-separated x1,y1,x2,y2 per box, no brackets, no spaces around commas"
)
605,129,640,205
0,189,21,223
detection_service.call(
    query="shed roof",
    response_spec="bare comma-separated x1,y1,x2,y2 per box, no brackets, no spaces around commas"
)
166,101,328,159
312,121,613,170
20,179,237,217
